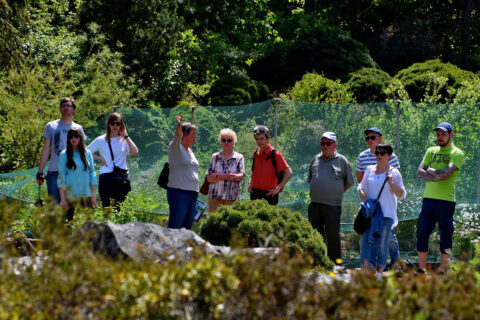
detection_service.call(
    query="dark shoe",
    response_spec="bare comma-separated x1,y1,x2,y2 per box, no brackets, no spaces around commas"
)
416,268,427,275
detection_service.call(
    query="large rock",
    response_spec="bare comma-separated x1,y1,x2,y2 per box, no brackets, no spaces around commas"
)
77,221,232,262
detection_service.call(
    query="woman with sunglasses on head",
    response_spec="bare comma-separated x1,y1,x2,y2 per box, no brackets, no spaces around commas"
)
88,112,139,210
357,144,406,280
58,128,97,221
205,128,245,212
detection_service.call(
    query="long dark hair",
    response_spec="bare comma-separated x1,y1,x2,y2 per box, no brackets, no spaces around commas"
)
106,112,125,143
66,128,88,171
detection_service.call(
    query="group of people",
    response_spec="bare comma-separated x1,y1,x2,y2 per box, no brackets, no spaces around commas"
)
36,98,138,220
308,123,463,279
37,98,464,276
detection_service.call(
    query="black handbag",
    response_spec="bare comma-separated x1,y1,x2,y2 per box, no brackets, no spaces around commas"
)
108,140,131,193
353,174,389,235
157,162,169,190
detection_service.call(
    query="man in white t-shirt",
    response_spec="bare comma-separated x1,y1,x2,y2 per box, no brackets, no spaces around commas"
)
36,98,85,203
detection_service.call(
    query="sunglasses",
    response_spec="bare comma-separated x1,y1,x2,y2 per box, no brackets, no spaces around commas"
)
61,104,74,108
253,128,267,135
375,151,388,156
321,141,333,146
69,132,81,139
110,121,122,126
221,138,233,143
365,135,377,141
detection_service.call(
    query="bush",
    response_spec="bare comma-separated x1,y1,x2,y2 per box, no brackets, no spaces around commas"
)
393,59,477,102
198,200,333,268
209,75,270,106
288,72,356,104
347,68,392,103
248,13,377,91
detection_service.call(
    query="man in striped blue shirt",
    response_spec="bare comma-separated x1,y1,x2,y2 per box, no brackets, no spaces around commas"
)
356,127,401,269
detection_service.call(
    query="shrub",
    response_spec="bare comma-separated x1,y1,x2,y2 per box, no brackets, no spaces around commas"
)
209,75,270,106
347,68,392,103
288,72,356,104
393,59,477,102
248,13,377,91
454,78,480,104
198,200,333,268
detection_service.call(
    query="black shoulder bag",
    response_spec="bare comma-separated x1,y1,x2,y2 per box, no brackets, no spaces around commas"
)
353,174,389,235
157,162,169,190
108,140,131,193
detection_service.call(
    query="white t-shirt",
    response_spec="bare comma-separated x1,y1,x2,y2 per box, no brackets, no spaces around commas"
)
357,165,406,227
87,135,130,174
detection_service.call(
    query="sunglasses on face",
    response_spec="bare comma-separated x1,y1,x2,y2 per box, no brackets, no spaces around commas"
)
69,132,80,139
221,138,233,143
375,151,388,156
321,141,333,146
61,104,74,108
365,135,377,141
110,121,122,126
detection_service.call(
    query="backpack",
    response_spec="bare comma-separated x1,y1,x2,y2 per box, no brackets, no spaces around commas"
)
252,148,284,185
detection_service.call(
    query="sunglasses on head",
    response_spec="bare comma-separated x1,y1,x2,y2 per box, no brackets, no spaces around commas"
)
69,132,80,139
365,135,377,141
221,138,233,143
110,121,122,126
375,151,388,156
321,141,333,146
253,128,266,135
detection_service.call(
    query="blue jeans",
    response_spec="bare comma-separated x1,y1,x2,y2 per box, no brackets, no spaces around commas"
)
365,230,400,266
360,217,394,269
46,171,60,203
167,187,198,229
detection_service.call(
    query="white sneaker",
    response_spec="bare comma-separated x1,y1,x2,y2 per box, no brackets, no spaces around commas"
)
376,272,383,281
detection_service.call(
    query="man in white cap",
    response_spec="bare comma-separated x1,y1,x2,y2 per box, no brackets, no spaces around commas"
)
308,131,354,263
416,122,464,274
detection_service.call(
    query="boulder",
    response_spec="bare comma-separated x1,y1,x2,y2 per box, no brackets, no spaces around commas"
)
77,221,232,262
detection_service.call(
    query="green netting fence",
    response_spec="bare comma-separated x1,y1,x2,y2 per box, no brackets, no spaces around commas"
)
2,100,480,267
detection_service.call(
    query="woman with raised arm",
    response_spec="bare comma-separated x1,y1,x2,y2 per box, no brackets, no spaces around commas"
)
358,144,406,280
58,128,97,221
88,113,138,210
167,115,199,229
205,128,244,212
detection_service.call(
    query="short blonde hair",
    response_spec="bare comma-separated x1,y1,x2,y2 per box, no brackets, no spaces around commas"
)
218,128,237,144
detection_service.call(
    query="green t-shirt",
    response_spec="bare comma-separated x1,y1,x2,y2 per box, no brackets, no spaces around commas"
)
422,144,464,202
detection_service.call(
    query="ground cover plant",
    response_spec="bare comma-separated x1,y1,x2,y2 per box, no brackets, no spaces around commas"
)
2,200,480,319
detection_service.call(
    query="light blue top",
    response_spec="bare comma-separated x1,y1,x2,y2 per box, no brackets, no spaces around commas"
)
57,149,97,199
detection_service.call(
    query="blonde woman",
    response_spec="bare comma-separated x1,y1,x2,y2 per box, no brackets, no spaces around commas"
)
206,128,245,212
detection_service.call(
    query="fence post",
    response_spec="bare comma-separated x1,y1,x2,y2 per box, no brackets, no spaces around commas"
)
478,141,480,202
394,100,402,154
191,106,197,124
274,98,281,148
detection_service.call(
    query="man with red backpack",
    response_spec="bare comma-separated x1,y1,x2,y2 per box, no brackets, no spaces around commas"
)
248,125,293,205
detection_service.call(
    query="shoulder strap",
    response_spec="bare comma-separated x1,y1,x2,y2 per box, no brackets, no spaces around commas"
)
270,149,278,177
251,150,256,172
107,140,115,165
375,171,390,202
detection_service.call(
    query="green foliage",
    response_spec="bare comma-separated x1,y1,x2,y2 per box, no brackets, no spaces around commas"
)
0,0,28,70
199,200,333,268
0,46,134,171
454,78,480,104
210,75,270,106
347,68,392,103
288,73,356,104
248,13,377,91
394,59,477,103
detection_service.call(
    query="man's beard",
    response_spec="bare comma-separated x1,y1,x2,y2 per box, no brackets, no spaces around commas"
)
437,135,451,147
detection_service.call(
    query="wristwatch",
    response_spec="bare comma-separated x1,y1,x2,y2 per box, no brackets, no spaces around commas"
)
124,135,129,139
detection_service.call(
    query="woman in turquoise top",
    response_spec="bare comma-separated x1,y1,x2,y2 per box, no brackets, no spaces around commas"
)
58,128,98,221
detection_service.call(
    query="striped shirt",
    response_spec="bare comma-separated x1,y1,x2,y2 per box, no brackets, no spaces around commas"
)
356,149,400,173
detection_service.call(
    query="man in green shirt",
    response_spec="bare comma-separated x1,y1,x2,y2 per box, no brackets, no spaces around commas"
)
416,122,464,274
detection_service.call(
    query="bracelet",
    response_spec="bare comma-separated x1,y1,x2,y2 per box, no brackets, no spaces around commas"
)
124,135,129,139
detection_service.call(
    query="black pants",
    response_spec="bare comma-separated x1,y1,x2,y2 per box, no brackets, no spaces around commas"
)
308,202,342,263
250,188,279,205
66,198,92,222
99,172,129,210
